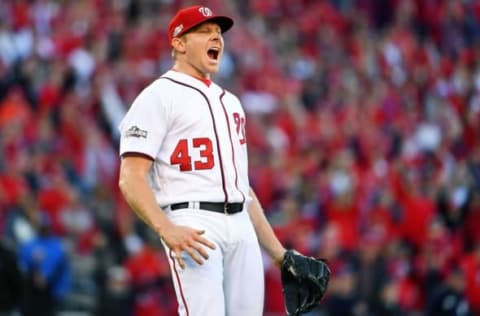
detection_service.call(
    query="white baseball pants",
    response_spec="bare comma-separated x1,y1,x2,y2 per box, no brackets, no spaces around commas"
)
163,207,264,316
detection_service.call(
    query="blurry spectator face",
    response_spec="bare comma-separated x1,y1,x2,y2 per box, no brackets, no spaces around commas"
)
448,269,466,293
334,268,356,296
107,266,130,294
173,22,224,77
381,281,400,305
320,223,342,258
279,195,299,221
360,229,384,261
474,241,480,261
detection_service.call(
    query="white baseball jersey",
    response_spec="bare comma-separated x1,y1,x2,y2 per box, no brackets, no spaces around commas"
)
119,70,252,207
119,70,265,316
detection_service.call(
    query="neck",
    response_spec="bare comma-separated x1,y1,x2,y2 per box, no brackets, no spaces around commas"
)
172,62,211,80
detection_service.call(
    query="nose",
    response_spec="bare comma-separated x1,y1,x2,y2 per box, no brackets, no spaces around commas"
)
211,32,222,43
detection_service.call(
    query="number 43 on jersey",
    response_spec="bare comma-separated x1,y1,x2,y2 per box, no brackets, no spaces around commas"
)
170,112,246,171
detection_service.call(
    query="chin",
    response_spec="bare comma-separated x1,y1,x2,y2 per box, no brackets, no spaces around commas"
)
206,66,220,74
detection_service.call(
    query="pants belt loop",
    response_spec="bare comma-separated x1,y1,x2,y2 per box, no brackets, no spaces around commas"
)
193,201,200,209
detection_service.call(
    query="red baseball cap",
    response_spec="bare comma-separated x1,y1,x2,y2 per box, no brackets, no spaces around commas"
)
168,5,234,43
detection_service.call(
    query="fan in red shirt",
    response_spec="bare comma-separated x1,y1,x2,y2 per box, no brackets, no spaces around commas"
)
460,242,480,314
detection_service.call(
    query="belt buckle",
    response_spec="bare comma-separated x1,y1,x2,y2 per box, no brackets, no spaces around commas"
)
224,203,228,214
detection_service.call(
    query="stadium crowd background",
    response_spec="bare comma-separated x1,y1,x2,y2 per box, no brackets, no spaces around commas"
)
0,0,480,315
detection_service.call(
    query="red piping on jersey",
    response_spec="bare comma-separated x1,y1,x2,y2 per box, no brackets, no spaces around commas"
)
160,76,229,203
195,77,211,87
169,249,189,316
219,90,246,204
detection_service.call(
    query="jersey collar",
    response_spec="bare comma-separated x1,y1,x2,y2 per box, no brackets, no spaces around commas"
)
165,70,214,90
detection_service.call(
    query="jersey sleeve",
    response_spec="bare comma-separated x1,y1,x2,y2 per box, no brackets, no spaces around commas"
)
118,81,169,159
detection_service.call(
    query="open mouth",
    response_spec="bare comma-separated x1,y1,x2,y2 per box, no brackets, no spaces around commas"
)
207,48,220,61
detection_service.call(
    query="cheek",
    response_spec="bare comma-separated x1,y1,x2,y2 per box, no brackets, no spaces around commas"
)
186,42,204,59
188,49,204,62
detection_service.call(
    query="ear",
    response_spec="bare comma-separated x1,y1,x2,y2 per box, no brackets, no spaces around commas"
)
172,37,186,54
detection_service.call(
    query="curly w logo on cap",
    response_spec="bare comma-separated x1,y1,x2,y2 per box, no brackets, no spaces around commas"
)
198,7,212,17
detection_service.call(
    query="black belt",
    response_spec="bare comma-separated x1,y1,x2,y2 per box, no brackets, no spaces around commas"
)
170,202,243,214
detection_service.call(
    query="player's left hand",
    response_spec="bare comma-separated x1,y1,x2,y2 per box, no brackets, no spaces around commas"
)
281,250,330,315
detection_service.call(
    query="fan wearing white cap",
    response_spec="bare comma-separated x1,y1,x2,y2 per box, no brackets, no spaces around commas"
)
118,5,287,316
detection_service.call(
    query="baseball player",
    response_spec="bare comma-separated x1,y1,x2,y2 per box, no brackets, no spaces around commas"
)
118,5,287,316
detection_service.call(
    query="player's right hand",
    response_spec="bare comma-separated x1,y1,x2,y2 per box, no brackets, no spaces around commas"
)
160,224,216,269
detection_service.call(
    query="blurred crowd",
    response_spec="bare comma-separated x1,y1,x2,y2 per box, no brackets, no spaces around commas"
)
0,0,479,315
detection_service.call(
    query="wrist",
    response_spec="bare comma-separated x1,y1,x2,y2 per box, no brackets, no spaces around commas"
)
154,220,173,239
273,248,287,267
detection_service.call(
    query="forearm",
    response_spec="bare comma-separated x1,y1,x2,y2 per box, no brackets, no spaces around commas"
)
247,188,286,265
119,170,172,236
118,155,216,269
